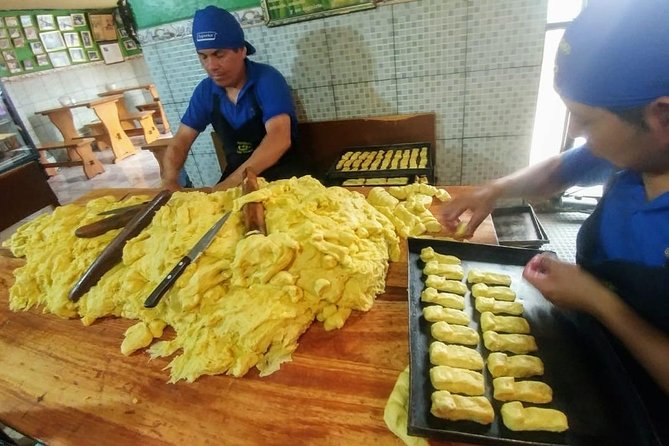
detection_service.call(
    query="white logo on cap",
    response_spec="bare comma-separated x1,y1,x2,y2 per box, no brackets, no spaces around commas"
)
196,31,217,42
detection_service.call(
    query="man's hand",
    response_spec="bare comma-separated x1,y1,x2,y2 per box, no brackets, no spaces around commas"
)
441,185,501,238
162,178,182,193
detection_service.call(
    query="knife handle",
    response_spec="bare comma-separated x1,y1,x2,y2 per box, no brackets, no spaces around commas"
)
75,208,138,238
144,256,191,308
242,168,267,235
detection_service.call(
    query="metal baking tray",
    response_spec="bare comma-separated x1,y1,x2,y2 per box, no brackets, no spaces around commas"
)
407,238,659,446
325,142,433,181
492,205,549,249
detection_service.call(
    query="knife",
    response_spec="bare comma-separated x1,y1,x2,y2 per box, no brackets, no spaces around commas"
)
75,207,142,238
241,168,267,236
143,211,232,308
97,201,150,216
69,190,172,302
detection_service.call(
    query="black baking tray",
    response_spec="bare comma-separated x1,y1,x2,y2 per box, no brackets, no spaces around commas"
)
407,238,659,446
325,142,433,181
492,205,549,249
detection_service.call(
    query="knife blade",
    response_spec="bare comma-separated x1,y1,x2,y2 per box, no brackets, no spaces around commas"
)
69,190,172,302
144,211,231,308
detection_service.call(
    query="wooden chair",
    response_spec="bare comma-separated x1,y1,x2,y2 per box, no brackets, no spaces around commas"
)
36,138,105,179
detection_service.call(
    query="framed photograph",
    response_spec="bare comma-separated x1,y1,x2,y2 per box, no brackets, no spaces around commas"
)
23,27,38,40
71,13,86,27
22,58,35,70
63,32,80,48
99,42,123,64
7,60,22,74
80,30,93,48
123,39,137,51
4,17,19,28
86,50,100,61
57,16,74,31
2,50,16,61
30,41,44,54
261,0,375,27
0,29,7,38
36,54,49,66
36,15,56,31
48,50,70,67
68,47,86,63
118,28,128,38
12,37,24,48
89,14,116,41
8,28,21,39
40,31,66,52
0,39,9,50
20,15,33,27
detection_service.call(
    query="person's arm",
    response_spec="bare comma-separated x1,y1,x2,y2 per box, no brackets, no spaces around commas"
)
213,113,291,190
523,253,669,394
161,124,200,191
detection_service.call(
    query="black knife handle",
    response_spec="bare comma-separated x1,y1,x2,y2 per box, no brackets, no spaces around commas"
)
144,256,192,308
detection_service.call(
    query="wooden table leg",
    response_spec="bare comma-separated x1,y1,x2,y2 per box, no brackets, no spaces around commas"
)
116,98,135,130
74,142,105,179
155,100,171,133
139,115,159,144
45,109,82,161
90,102,137,163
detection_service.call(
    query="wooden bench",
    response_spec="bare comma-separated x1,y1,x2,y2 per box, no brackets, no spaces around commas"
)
36,138,105,179
140,136,172,177
119,111,159,144
136,102,170,133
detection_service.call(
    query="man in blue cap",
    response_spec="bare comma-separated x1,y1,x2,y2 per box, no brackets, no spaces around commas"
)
162,5,304,191
443,0,668,439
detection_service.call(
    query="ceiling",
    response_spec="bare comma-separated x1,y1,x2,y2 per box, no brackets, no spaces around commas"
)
1,0,117,10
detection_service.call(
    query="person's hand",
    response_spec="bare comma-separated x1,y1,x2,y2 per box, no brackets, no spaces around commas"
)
161,178,182,193
441,185,501,238
522,253,614,316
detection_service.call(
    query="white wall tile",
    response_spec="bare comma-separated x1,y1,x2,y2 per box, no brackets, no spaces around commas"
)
461,134,532,184
293,86,336,122
334,79,398,119
435,138,463,185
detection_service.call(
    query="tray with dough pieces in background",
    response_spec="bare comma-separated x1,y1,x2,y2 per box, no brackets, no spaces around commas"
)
491,205,550,249
324,142,434,185
406,238,660,446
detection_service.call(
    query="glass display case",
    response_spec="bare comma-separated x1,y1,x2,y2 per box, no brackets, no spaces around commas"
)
0,86,38,174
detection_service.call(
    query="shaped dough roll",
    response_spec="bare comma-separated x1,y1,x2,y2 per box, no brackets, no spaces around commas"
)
467,269,512,286
471,283,516,301
425,276,468,295
430,365,485,396
423,305,470,325
429,342,483,370
423,261,464,280
475,296,523,315
480,312,530,334
483,331,537,354
431,321,479,346
500,401,568,432
421,287,465,309
487,352,544,378
431,391,494,425
493,377,553,403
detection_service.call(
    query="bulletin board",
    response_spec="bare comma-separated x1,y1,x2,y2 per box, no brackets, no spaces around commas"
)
0,8,141,78
127,0,259,30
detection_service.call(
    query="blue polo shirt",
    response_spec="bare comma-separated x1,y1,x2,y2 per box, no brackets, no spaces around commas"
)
560,146,669,267
181,59,297,134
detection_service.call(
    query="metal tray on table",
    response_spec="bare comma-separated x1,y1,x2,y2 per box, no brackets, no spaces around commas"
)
406,238,659,446
492,205,549,249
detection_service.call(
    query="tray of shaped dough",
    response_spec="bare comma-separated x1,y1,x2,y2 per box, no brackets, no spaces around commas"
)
325,143,433,181
406,238,658,446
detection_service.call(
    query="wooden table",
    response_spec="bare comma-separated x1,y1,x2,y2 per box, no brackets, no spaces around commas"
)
36,95,137,163
99,84,170,134
0,186,496,446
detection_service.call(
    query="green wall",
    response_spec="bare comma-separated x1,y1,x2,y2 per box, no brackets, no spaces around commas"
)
128,0,259,30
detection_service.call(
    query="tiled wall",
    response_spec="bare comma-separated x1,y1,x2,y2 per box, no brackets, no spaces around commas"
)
139,0,547,187
2,57,153,148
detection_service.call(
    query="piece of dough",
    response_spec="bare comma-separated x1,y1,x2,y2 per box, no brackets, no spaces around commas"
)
475,296,523,315
487,352,544,378
423,305,470,325
419,247,461,264
480,312,530,334
425,276,468,295
429,342,483,370
467,269,512,286
500,401,568,432
423,261,464,280
471,283,516,301
421,287,465,309
431,321,479,346
431,391,494,425
430,365,485,396
483,331,537,354
493,377,553,403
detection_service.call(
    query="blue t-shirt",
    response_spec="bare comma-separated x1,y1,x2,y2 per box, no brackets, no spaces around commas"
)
181,59,297,135
559,146,669,267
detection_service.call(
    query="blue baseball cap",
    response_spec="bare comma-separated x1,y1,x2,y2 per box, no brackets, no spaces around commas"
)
192,5,256,55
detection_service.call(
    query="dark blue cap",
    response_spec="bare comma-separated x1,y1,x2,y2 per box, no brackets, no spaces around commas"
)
192,5,256,55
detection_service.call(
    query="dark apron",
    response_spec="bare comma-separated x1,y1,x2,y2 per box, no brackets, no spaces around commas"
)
211,93,305,183
576,173,669,444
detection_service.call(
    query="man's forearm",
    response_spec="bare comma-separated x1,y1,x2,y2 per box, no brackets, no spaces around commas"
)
162,125,199,184
487,155,567,201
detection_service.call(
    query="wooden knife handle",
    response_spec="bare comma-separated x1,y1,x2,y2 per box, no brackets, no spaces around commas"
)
242,168,267,235
69,190,172,302
75,208,138,238
144,256,191,308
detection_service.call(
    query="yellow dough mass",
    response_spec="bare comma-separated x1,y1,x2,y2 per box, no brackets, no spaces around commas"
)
500,401,568,432
431,391,494,425
487,352,544,378
429,342,483,370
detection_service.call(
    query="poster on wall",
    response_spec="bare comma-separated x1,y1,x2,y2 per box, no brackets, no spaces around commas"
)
89,14,117,41
261,0,375,27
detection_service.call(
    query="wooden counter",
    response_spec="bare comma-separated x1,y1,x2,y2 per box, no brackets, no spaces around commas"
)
0,186,495,446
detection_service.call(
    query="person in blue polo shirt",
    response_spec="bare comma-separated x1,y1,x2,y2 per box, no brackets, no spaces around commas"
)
162,5,305,191
443,0,668,439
